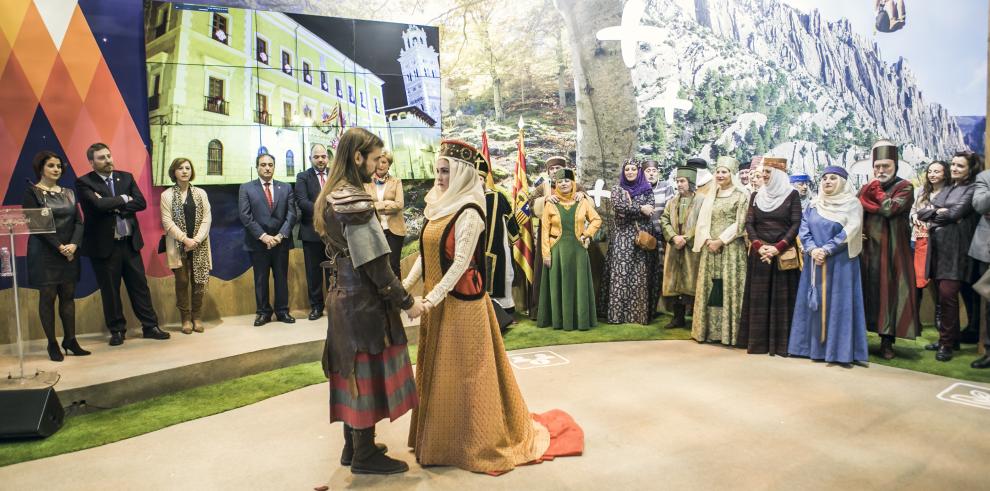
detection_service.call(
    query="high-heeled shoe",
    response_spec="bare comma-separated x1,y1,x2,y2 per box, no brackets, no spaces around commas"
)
62,338,91,356
47,341,64,362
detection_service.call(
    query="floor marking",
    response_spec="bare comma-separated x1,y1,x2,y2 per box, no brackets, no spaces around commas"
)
936,382,990,410
510,350,570,369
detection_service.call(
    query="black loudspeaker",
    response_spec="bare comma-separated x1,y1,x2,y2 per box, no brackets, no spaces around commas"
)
0,387,65,439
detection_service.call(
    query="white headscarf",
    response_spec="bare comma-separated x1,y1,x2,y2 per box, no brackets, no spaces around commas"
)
754,168,792,212
423,156,486,221
693,157,746,252
810,174,863,258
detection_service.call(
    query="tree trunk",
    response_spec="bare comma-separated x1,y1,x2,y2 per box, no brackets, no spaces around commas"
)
492,74,504,122
556,29,567,108
554,0,638,184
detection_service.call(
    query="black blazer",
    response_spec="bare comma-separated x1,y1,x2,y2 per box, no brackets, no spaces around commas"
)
294,167,324,243
238,178,297,251
76,170,146,257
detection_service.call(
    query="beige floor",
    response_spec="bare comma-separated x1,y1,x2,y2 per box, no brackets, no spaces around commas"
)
1,341,987,490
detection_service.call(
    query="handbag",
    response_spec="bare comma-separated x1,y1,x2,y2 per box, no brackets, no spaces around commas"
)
777,242,803,271
635,230,657,251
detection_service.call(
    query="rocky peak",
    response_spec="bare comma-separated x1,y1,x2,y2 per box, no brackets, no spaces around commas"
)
671,0,968,158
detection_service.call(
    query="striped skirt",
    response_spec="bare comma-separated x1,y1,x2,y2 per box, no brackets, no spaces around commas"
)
329,344,417,429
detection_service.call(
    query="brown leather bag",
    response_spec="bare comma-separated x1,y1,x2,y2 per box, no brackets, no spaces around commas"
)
635,230,657,251
777,243,803,271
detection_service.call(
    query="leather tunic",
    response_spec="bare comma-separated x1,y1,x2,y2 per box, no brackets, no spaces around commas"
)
321,183,413,378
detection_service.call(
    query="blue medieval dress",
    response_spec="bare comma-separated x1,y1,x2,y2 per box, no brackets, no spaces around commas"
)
787,207,869,363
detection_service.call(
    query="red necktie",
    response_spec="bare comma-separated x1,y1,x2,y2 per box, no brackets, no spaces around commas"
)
264,182,274,210
318,170,325,188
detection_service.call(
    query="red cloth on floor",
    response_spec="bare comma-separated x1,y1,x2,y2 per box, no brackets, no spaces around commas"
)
485,409,584,476
532,409,585,460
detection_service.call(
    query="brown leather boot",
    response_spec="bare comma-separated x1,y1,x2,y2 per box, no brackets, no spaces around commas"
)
180,311,193,335
191,310,204,333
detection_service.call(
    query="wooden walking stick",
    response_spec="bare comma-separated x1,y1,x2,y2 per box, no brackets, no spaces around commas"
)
820,262,828,344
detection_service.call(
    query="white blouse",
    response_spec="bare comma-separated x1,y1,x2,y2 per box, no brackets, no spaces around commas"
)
402,208,484,307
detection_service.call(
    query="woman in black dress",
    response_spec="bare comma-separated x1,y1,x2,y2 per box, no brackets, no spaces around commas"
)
737,157,802,355
23,151,88,361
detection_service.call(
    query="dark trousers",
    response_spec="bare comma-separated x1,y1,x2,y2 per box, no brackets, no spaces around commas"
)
90,240,159,332
250,245,290,316
302,240,329,311
384,230,404,278
38,281,76,342
937,279,963,347
173,253,205,318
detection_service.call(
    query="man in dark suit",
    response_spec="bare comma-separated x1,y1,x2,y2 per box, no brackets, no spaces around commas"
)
294,143,331,321
77,142,168,346
239,153,297,326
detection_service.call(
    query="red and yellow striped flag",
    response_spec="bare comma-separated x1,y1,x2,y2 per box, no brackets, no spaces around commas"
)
512,126,534,283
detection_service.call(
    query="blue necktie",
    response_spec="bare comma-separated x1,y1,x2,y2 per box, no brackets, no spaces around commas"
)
106,176,129,237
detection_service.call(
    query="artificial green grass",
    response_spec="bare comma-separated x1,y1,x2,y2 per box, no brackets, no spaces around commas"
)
1,315,986,467
0,362,327,467
867,327,990,384
502,316,692,350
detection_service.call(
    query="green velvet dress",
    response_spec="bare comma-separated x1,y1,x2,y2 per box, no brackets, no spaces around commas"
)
538,203,597,330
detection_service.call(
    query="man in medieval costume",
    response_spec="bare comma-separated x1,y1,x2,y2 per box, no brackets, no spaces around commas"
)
660,161,704,328
738,159,751,188
644,160,674,320
858,139,920,360
317,128,423,475
483,175,520,313
791,173,814,210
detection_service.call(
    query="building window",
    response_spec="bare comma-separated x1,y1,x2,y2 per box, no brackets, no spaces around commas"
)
348,85,354,103
281,51,292,75
204,77,228,115
256,37,268,64
302,62,312,84
207,140,223,175
211,13,228,44
285,150,295,176
335,79,343,98
360,91,366,108
373,97,379,113
152,5,169,39
303,105,312,118
148,74,161,110
283,101,293,127
320,72,329,92
255,93,270,125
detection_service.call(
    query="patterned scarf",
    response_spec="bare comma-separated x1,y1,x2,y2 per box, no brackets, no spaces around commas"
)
172,185,210,285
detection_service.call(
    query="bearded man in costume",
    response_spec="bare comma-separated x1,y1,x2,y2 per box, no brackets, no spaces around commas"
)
644,160,674,319
858,139,920,360
315,128,424,475
660,161,704,328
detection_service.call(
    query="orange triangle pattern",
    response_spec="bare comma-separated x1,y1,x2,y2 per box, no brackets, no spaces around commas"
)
0,1,165,275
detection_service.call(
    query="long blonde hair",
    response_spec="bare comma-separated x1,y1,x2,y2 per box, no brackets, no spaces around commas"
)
313,128,384,238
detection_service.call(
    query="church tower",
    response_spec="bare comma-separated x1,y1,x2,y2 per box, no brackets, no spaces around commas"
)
398,25,441,125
